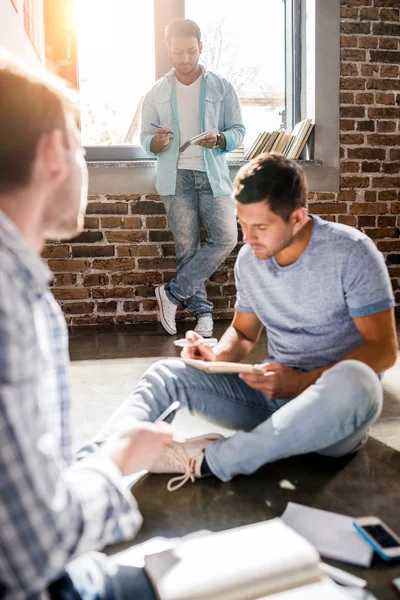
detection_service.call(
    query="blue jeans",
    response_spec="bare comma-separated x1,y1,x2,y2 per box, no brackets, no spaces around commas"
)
49,552,156,600
161,170,237,318
96,359,382,482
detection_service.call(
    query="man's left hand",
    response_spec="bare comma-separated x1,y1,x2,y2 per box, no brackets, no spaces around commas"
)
196,133,220,149
240,363,313,399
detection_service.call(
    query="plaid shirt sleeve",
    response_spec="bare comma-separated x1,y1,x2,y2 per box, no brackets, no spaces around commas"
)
0,263,142,599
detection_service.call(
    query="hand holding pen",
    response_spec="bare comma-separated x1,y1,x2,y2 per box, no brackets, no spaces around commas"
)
150,123,173,153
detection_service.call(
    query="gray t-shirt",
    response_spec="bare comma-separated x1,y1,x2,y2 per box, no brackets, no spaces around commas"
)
235,215,394,371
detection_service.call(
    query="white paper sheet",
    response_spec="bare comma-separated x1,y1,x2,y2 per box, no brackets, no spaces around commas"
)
281,503,373,568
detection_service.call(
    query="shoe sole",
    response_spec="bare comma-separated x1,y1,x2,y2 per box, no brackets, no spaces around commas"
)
194,330,213,338
155,286,177,336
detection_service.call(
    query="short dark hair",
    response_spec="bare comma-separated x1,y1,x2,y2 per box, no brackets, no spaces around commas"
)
165,18,201,45
232,153,308,221
0,55,78,195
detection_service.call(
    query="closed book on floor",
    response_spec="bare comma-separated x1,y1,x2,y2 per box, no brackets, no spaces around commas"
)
144,519,351,600
181,358,262,374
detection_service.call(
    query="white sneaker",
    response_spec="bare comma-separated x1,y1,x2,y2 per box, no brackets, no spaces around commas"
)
155,284,177,335
150,433,224,491
194,315,213,338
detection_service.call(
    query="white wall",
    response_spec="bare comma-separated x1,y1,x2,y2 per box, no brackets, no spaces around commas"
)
0,0,45,63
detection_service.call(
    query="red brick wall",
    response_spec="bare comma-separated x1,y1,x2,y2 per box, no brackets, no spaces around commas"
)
44,0,400,325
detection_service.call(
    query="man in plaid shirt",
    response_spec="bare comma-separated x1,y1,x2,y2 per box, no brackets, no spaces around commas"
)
0,56,172,599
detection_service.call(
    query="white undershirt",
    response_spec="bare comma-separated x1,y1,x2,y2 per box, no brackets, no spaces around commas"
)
176,76,206,172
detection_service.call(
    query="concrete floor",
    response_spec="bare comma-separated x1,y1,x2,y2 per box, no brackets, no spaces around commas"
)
68,321,400,600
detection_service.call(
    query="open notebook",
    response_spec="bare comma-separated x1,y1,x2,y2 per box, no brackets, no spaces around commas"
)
144,519,352,600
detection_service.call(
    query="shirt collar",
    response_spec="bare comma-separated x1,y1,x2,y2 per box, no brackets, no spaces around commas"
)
0,209,52,295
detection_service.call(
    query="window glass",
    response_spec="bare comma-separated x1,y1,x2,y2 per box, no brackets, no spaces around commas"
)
185,0,286,150
77,0,155,146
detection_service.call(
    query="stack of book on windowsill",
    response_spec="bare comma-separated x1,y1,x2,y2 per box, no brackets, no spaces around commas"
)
244,119,314,161
227,144,245,158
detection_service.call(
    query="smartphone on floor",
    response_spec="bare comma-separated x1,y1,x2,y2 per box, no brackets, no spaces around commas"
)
353,516,400,561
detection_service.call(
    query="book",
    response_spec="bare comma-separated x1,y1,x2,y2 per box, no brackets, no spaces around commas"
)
181,358,262,374
244,119,315,162
179,128,218,153
144,518,352,600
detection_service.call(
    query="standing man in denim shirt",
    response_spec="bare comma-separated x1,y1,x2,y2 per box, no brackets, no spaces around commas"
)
140,18,245,337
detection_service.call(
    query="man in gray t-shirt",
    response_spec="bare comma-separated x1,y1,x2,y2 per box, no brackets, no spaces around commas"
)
96,154,397,488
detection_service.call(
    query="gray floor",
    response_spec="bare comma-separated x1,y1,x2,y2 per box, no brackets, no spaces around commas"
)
68,321,400,600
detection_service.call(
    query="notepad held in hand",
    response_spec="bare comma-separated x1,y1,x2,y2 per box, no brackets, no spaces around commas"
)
181,358,262,374
144,519,351,600
179,128,218,153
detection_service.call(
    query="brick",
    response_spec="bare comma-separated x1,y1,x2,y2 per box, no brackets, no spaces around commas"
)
86,202,128,215
391,203,400,214
381,65,399,78
42,245,69,259
341,6,359,18
340,92,355,103
372,176,400,187
367,78,400,90
359,7,379,19
161,245,176,257
341,22,371,35
315,192,336,200
340,176,370,188
340,119,356,131
130,201,165,215
382,162,400,173
340,134,365,145
355,92,374,104
92,287,134,299
365,190,377,201
72,246,115,258
142,300,158,311
52,274,77,286
379,37,399,49
340,78,366,91
350,203,388,214
361,162,381,173
357,120,375,131
358,216,376,227
376,92,396,103
69,231,103,244
146,216,167,229
341,161,360,173
116,314,158,324
379,8,400,21
83,274,109,286
48,260,89,273
367,134,400,145
341,106,365,118
377,120,397,131
97,301,118,313
122,217,143,229
70,316,97,325
111,272,162,285
105,231,147,243
83,217,99,229
363,227,397,238
149,231,174,242
100,217,124,228
341,0,372,5
373,22,400,36
117,245,159,257
368,107,400,117
222,285,237,296
347,148,386,160
338,215,357,226
388,267,400,277
91,258,135,271
209,272,229,283
137,258,176,270
360,64,380,76
386,254,400,266
52,288,90,301
341,63,359,76
390,149,400,160
104,194,141,201
340,35,358,48
378,215,396,226
95,316,116,325
358,36,379,48
62,302,94,315
135,286,156,298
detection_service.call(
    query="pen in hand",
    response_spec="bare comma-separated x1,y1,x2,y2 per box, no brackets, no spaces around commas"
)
150,122,174,135
155,400,180,423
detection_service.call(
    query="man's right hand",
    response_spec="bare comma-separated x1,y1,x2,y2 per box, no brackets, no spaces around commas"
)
103,421,173,476
150,126,172,153
180,330,216,362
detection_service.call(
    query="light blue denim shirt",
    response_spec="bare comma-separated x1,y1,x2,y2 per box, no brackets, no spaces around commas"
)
140,66,245,197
